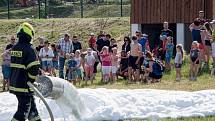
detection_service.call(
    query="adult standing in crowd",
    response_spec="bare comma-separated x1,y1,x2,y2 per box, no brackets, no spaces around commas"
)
96,33,111,52
158,21,173,61
39,41,54,74
35,37,45,53
121,36,131,53
57,33,74,79
198,11,207,25
72,35,82,53
6,35,16,50
189,11,207,29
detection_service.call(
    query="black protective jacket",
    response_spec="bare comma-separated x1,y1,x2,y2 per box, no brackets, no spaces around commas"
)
9,33,40,96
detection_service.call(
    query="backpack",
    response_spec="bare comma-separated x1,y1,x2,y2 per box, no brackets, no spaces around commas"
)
153,59,165,75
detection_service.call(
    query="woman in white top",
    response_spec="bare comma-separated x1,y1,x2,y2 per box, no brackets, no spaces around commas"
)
39,41,54,73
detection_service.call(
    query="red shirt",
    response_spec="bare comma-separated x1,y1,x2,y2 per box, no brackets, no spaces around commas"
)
100,54,112,66
89,37,96,48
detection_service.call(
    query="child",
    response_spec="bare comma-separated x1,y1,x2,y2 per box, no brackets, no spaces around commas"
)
118,50,129,79
175,44,183,81
190,41,200,81
128,36,142,83
100,46,112,84
84,48,95,85
92,50,99,79
51,43,58,77
1,49,11,91
66,53,77,83
138,51,145,82
74,50,83,85
165,37,174,71
111,47,119,83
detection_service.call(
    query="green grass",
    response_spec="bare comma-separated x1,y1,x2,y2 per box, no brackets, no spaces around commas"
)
0,17,130,52
77,56,215,91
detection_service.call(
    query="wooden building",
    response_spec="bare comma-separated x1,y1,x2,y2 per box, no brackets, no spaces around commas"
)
131,0,215,51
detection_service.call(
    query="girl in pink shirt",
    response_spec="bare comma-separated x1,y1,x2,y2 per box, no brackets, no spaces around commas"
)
100,46,112,84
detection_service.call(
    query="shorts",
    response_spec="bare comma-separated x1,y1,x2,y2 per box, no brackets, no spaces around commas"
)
175,63,182,68
111,66,118,74
2,65,10,80
212,42,215,57
68,70,77,81
149,72,162,79
128,56,139,69
84,65,94,75
76,68,82,78
42,61,53,69
52,61,58,69
205,40,211,46
102,66,111,75
191,58,199,64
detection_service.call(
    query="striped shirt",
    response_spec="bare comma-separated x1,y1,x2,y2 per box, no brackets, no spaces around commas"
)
57,38,74,57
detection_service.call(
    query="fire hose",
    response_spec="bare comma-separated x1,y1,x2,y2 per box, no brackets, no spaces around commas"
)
27,81,54,121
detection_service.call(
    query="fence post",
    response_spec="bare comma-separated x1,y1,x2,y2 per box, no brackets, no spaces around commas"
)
80,0,83,18
45,0,47,18
120,0,123,17
38,0,41,19
7,0,10,19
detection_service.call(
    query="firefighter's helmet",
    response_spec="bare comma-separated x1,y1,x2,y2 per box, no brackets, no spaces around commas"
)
17,22,35,38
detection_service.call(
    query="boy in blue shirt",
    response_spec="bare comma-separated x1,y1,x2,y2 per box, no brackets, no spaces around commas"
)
66,53,77,83
165,37,174,71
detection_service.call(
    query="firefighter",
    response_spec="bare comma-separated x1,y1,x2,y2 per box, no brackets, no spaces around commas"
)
10,22,41,121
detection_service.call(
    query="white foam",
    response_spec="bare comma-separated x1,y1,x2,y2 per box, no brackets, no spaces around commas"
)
1,88,215,121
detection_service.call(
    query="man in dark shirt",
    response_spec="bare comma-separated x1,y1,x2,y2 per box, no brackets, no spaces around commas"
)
72,35,82,53
96,34,111,52
157,22,174,61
